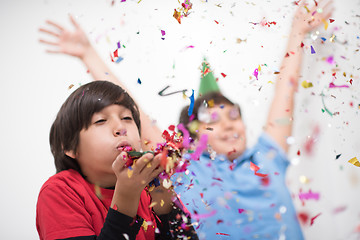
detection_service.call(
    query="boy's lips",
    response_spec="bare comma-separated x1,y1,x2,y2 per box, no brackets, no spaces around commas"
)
117,141,132,151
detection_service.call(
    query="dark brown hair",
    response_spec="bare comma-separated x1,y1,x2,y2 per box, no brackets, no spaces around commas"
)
179,91,241,140
50,81,141,174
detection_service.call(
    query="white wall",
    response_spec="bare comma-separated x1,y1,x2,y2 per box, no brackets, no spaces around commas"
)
0,0,359,239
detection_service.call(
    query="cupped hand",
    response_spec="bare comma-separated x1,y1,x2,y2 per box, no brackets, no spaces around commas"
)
39,15,90,59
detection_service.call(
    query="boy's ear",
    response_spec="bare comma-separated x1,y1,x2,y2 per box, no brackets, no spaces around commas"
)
64,150,76,159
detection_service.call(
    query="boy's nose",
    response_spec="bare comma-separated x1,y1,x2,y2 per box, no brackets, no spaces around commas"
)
114,129,127,136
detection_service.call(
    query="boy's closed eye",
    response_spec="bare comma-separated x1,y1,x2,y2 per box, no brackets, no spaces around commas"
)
94,119,106,124
121,116,133,121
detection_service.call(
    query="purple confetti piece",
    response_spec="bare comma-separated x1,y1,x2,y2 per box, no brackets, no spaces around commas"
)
311,45,316,54
117,41,121,49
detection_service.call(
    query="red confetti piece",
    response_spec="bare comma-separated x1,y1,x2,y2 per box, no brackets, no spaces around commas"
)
329,19,335,23
300,42,304,48
214,20,219,24
297,150,301,156
250,162,268,177
261,176,270,186
216,233,230,236
298,212,309,225
310,213,321,226
112,204,118,211
216,219,224,224
221,73,227,78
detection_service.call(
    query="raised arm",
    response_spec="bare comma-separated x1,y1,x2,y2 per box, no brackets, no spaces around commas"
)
265,0,333,152
39,15,163,151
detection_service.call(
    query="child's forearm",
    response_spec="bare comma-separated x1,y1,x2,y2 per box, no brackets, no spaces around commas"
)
265,29,305,152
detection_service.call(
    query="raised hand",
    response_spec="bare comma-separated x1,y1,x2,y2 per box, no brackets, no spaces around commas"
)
292,0,334,35
39,15,90,59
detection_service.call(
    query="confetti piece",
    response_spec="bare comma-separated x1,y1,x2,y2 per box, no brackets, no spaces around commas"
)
137,78,142,84
329,19,335,23
321,19,329,30
301,80,313,88
299,190,320,201
238,209,245,214
94,184,102,199
250,162,268,177
127,168,133,178
348,157,360,167
68,84,74,90
253,68,259,80
112,204,118,211
329,82,350,88
142,220,148,231
161,30,166,36
188,89,195,116
310,46,316,54
177,123,190,148
115,56,124,63
192,209,217,219
216,233,230,236
310,213,321,226
158,85,187,96
221,73,227,78
321,90,333,117
304,125,320,155
190,134,208,161
335,154,341,159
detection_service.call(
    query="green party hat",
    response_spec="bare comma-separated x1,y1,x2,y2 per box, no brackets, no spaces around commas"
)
198,58,220,96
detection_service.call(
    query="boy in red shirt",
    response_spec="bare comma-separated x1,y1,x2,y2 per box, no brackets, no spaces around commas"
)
36,81,197,239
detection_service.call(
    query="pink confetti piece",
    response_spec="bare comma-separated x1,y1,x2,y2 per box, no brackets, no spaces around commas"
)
191,134,208,160
329,82,350,88
299,190,320,201
161,30,166,36
253,68,259,80
177,123,190,148
192,209,217,219
238,209,245,214
326,56,335,65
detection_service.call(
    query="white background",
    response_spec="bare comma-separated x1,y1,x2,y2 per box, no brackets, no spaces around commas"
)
0,0,359,239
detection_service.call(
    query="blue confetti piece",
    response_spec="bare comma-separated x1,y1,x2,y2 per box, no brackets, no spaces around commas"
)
137,78,141,84
188,89,195,116
115,56,124,63
321,37,327,41
311,45,316,54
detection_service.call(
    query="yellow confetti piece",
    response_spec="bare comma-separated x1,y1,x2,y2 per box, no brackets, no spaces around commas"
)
208,99,214,107
148,185,155,192
127,168,133,178
321,19,329,30
149,201,158,208
304,6,310,13
348,157,360,167
330,34,335,42
258,65,261,71
160,199,164,207
301,80,313,88
147,162,152,168
299,175,310,184
94,184,102,199
141,220,148,232
268,81,274,84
